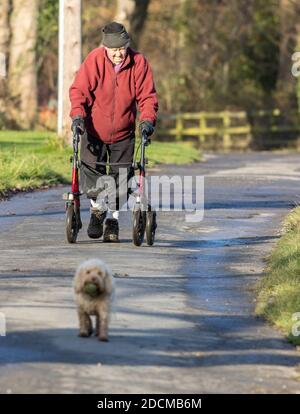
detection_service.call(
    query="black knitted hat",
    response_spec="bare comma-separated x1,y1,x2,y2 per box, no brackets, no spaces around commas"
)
102,22,130,48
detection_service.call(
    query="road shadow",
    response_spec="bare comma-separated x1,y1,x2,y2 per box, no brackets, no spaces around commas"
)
0,311,298,368
155,235,279,249
204,200,294,210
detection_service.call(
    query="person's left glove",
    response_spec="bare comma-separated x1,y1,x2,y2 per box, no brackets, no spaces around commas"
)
139,120,154,137
71,115,85,135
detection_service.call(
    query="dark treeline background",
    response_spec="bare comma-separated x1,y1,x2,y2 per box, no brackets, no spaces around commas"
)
0,0,300,130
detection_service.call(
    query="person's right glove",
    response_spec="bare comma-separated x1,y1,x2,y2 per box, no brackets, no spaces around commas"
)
71,116,85,135
139,120,154,137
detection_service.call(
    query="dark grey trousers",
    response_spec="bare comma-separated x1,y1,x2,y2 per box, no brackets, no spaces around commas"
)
80,132,135,210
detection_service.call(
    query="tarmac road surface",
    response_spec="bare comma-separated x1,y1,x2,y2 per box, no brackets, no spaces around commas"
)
0,152,299,393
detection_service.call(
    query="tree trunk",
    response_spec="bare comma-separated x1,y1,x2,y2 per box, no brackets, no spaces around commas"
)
8,0,38,129
295,6,300,115
114,0,150,49
276,0,298,109
114,0,135,28
0,0,10,113
277,0,297,81
58,0,82,142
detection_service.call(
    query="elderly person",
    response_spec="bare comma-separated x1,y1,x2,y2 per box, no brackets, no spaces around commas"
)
69,22,158,242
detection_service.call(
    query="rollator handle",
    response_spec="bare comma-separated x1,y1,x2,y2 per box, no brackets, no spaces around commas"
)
142,131,151,146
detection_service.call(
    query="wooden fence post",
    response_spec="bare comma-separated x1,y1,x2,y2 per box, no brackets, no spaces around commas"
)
176,113,183,141
222,111,232,150
157,109,300,149
199,113,206,144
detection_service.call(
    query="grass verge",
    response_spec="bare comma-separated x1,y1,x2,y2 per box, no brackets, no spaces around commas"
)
255,207,300,346
0,130,201,197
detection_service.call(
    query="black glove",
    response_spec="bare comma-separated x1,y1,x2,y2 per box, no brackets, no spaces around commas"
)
139,120,154,137
71,116,85,134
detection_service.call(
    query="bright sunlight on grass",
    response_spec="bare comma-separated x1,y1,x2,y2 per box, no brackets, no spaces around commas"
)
255,207,300,346
0,131,201,197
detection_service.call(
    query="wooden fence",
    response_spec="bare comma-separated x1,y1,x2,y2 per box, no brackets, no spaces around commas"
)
157,109,300,150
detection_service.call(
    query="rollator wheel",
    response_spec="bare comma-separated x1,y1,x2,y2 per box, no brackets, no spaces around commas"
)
146,209,157,246
132,208,146,246
66,204,79,243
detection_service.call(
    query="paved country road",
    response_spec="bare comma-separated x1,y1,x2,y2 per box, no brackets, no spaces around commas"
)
0,152,299,394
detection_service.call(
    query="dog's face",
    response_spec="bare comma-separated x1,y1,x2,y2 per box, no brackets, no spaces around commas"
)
74,259,114,296
82,266,106,293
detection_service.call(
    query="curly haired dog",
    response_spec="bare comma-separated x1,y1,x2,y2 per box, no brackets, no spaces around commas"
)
74,259,114,341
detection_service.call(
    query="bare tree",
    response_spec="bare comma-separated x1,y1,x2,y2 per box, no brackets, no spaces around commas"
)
114,0,135,27
0,0,10,113
58,0,82,142
114,0,150,48
275,0,299,109
295,1,300,114
8,0,38,129
277,0,297,81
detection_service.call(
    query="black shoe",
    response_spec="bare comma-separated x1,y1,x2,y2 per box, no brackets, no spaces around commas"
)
103,219,119,243
87,208,107,239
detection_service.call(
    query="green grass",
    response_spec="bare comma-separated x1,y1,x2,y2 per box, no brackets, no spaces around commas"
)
255,207,300,346
0,131,201,197
145,140,200,165
0,131,71,197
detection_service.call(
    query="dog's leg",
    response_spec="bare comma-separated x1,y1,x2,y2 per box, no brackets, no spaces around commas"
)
97,303,109,342
95,314,100,337
78,307,93,337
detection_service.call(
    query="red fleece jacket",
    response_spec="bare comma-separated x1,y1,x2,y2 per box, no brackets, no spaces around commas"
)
69,47,158,143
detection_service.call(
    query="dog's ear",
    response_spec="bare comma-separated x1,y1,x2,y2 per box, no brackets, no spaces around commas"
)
74,268,86,293
75,284,82,294
104,271,114,294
